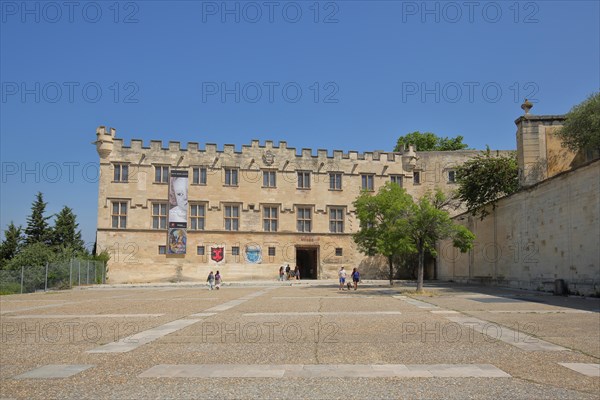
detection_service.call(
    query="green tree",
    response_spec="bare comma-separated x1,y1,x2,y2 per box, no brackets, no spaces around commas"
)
24,192,52,245
0,222,24,268
353,183,414,285
4,242,57,271
51,206,86,253
408,190,475,292
394,131,469,152
456,149,519,219
555,92,600,154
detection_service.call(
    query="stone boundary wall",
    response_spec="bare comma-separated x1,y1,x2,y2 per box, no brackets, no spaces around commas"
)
437,159,600,296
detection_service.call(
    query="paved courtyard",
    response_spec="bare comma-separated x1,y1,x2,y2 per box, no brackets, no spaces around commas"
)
1,281,599,399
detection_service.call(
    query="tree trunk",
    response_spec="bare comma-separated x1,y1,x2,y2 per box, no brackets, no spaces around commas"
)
388,255,394,286
417,247,425,292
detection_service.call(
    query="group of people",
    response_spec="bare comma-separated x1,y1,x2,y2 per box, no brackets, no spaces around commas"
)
206,270,222,290
278,264,300,280
338,266,360,290
207,266,361,290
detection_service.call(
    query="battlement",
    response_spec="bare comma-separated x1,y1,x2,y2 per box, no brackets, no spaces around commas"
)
99,126,414,163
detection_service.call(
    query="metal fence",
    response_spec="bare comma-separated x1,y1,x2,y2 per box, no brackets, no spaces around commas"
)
0,259,106,295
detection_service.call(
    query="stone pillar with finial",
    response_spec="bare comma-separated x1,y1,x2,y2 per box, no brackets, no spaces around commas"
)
515,99,544,186
521,98,533,115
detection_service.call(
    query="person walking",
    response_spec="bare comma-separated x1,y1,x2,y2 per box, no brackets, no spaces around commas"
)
351,267,360,290
285,264,291,280
338,266,347,290
279,266,285,281
294,265,300,280
207,271,215,290
215,270,222,289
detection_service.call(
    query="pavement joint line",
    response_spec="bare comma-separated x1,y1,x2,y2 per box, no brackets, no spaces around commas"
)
443,315,570,352
0,299,69,302
0,295,130,315
14,364,94,379
138,364,511,378
558,363,600,377
203,288,276,312
85,287,274,353
4,314,165,319
0,302,80,315
393,296,440,309
271,296,375,299
86,319,202,353
187,312,217,317
104,298,219,301
487,310,593,314
242,311,402,316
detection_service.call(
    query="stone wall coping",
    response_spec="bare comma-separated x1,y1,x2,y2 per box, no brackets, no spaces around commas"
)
514,114,566,125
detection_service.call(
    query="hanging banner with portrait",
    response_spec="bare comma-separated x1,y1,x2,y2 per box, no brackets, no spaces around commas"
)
167,170,188,254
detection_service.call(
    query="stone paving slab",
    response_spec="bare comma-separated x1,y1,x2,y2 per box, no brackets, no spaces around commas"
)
86,318,201,353
138,363,511,378
559,363,600,377
393,295,440,309
14,364,94,379
443,315,570,351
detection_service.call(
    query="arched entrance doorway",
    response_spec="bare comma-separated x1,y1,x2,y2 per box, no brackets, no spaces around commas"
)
295,246,319,279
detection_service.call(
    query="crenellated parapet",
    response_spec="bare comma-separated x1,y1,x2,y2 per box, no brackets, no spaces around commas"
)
101,126,414,162
95,128,516,189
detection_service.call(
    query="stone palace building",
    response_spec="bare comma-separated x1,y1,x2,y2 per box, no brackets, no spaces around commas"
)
94,128,493,283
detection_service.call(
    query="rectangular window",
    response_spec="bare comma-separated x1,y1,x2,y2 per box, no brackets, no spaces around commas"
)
413,171,421,185
154,165,169,183
193,167,207,185
268,247,276,256
232,246,240,256
190,204,206,231
297,171,311,189
297,207,312,233
335,248,343,256
329,208,345,233
390,175,403,187
224,168,238,186
361,174,374,191
113,164,129,182
197,246,205,255
111,201,127,229
448,170,456,183
224,205,240,231
329,173,342,190
263,206,278,232
158,245,166,254
152,202,168,229
263,170,276,188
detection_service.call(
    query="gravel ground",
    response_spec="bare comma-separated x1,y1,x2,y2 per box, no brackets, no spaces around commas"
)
1,281,598,399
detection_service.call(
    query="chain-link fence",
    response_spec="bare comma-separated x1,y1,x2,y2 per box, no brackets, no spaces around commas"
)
0,259,106,295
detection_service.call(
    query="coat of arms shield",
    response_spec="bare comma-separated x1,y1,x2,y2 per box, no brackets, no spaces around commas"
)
211,246,225,263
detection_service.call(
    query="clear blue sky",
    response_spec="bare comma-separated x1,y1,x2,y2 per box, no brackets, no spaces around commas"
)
1,0,599,247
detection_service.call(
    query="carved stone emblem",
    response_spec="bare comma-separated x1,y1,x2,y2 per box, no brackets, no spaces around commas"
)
262,150,275,166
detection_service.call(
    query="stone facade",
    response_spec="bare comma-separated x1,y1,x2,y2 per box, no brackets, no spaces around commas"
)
94,127,497,283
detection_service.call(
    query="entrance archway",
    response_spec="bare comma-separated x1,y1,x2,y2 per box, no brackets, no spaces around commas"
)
295,246,318,279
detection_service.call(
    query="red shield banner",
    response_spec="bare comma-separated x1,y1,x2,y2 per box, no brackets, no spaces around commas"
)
211,247,224,263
